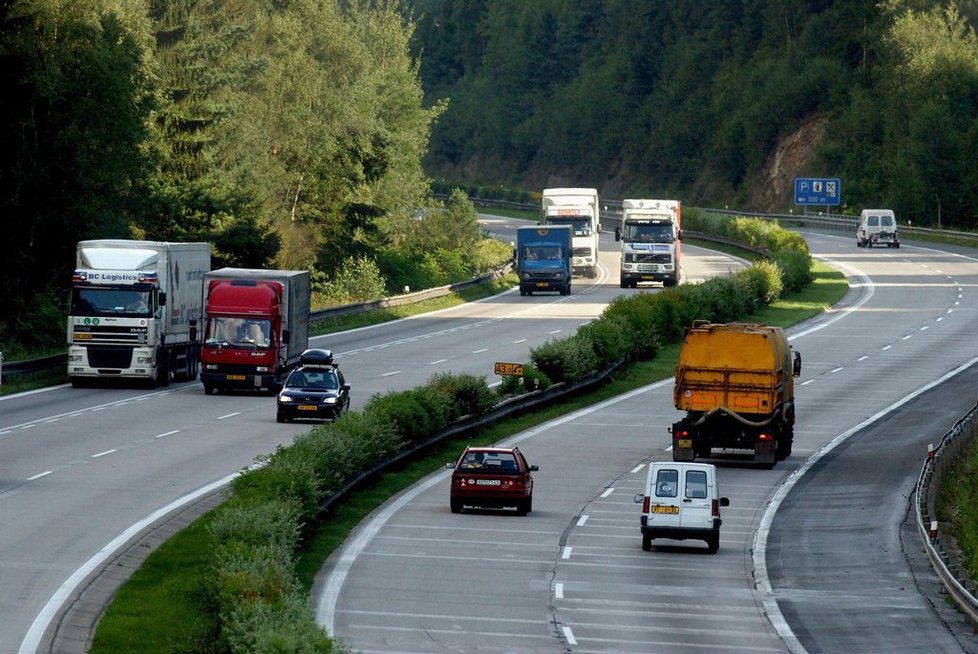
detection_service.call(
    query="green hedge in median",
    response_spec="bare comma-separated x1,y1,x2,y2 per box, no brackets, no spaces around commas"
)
92,213,812,653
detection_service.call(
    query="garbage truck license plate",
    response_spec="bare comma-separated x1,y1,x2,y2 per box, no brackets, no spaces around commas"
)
677,438,692,448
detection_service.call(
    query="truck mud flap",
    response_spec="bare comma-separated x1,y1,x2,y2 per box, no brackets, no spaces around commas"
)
672,446,695,462
754,441,777,467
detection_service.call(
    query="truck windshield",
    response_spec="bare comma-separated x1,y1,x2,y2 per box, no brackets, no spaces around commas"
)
206,317,271,349
523,246,562,261
623,222,673,243
71,288,152,317
545,216,592,236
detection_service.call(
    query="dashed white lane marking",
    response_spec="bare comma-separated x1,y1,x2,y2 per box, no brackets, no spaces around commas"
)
600,488,614,498
561,547,572,560
27,471,52,481
555,582,564,599
630,464,645,474
382,371,401,377
91,449,116,459
216,412,239,420
472,348,488,353
857,355,869,361
513,338,527,344
155,430,179,439
563,626,577,646
428,359,447,365
576,515,588,527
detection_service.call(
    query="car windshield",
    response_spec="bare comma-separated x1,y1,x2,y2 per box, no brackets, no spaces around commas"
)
288,369,338,389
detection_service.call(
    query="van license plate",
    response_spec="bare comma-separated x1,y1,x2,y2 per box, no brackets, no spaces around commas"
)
677,438,692,449
652,505,679,514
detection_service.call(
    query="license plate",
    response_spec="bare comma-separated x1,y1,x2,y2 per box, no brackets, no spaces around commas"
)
652,505,679,514
677,438,692,449
475,479,501,486
535,282,549,288
298,405,318,411
227,374,246,381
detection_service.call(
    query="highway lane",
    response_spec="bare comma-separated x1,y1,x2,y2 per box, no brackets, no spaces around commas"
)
313,233,978,653
0,221,737,653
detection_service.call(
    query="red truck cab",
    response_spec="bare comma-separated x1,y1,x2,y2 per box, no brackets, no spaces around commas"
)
199,269,310,394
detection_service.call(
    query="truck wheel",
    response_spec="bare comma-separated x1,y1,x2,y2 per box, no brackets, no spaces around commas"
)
620,279,627,288
156,355,170,388
203,383,214,395
706,534,719,554
642,534,652,552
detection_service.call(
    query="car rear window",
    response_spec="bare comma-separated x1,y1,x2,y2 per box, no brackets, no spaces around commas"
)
460,451,519,472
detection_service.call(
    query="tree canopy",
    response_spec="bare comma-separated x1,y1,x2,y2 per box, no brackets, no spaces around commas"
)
411,0,978,228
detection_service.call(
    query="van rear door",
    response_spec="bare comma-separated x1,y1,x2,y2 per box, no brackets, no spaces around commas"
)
679,466,714,530
648,465,682,528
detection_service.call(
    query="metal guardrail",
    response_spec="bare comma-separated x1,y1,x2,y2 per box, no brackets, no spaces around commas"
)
1,265,514,383
915,400,978,628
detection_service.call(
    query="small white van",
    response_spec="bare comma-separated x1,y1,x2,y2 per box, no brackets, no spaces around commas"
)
634,461,729,553
856,209,900,248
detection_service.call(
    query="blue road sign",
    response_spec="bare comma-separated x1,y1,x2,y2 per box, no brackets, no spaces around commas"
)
794,177,841,206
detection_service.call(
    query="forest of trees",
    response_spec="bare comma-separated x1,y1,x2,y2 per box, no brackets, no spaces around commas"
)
411,0,978,228
3,0,978,352
0,0,508,353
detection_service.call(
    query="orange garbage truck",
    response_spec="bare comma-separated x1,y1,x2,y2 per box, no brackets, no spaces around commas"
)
670,322,801,467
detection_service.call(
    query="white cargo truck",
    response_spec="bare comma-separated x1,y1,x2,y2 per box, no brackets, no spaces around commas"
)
615,198,681,288
541,187,600,278
67,240,211,387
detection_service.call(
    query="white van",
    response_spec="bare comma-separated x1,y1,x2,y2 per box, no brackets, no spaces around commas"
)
856,209,900,248
634,461,729,553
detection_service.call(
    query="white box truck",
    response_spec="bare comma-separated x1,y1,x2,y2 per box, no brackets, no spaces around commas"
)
67,240,211,387
615,198,682,287
541,187,600,278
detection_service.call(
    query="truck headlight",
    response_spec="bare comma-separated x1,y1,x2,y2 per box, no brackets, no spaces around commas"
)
137,355,153,364
69,354,83,363
522,272,532,280
256,366,269,372
205,364,218,370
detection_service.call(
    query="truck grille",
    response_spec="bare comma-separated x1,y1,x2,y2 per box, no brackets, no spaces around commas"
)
86,346,134,369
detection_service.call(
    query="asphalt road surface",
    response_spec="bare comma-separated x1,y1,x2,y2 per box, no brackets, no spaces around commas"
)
312,232,978,653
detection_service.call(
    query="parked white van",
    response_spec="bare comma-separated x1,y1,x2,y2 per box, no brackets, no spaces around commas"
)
634,461,729,553
856,209,900,248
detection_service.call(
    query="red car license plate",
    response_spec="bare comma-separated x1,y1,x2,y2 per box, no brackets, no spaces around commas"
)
475,479,501,486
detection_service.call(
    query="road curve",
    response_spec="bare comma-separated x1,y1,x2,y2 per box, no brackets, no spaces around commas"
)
312,233,978,653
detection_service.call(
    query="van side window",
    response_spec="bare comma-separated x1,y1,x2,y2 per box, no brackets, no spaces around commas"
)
685,470,708,499
655,469,679,497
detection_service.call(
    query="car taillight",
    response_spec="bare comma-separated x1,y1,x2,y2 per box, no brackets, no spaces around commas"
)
711,499,719,517
642,496,650,513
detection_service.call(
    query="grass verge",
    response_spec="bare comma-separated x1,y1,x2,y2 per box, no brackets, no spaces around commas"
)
91,259,847,652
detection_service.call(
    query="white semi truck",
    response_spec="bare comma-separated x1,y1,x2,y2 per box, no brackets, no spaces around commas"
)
541,187,600,278
615,198,681,288
67,240,211,387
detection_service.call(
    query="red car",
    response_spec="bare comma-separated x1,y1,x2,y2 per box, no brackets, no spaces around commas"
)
446,446,538,515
